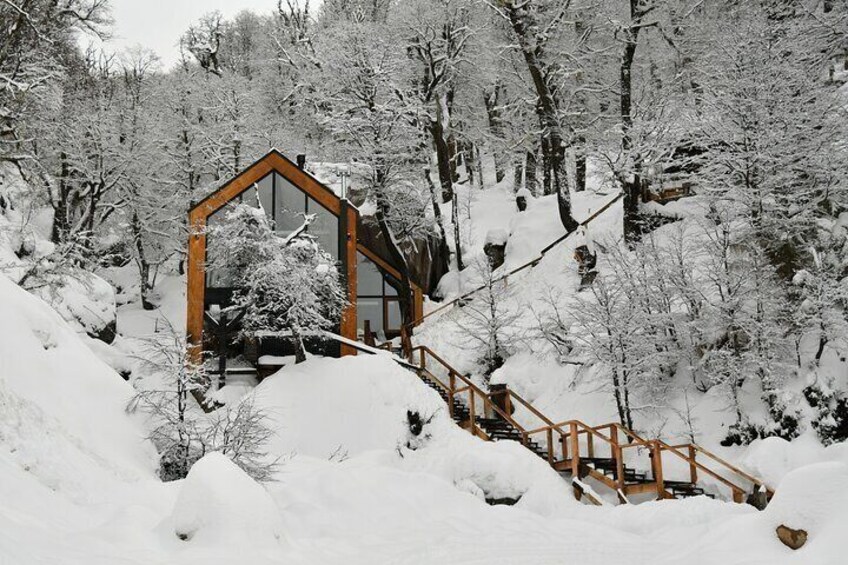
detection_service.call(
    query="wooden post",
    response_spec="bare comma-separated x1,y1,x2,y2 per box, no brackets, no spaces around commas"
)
469,391,477,436
363,320,374,346
185,210,207,367
570,422,580,478
732,488,744,504
339,201,358,356
688,444,698,485
419,347,425,370
653,441,665,499
611,427,624,490
547,428,554,463
587,433,594,459
561,432,568,461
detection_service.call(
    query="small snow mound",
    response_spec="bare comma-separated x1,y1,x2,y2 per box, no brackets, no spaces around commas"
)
740,434,834,487
485,228,508,246
172,452,285,548
515,187,532,200
764,462,848,535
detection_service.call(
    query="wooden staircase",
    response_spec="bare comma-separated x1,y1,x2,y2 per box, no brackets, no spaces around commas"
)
402,343,774,507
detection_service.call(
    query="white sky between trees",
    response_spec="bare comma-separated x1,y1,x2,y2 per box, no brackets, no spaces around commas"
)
99,0,290,69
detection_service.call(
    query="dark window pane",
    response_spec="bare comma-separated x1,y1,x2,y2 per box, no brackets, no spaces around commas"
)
357,252,383,296
206,201,238,288
256,174,273,224
274,172,306,235
384,278,398,297
358,297,383,333
386,299,401,331
307,197,338,258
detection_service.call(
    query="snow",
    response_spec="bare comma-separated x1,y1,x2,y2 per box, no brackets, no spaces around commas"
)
764,461,848,534
31,272,117,339
2,160,846,564
740,433,848,488
253,352,572,510
0,290,845,564
485,228,509,246
171,452,286,548
0,273,157,499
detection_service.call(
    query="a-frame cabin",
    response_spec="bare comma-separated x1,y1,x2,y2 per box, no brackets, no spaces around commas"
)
186,150,424,372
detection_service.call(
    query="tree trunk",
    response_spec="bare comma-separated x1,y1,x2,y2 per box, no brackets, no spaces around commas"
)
483,85,506,183
425,167,452,273
430,91,457,203
51,152,70,244
541,136,553,195
132,210,155,310
513,157,524,192
621,2,643,243
473,144,484,189
503,1,578,233
374,180,415,331
430,118,454,203
461,140,476,187
525,148,538,195
574,142,587,193
452,192,465,271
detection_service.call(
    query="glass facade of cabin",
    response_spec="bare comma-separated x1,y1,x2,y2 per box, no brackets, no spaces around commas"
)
203,170,404,353
356,252,402,338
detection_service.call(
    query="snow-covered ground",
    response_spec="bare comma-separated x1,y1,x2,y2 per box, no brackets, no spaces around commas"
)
1,271,846,563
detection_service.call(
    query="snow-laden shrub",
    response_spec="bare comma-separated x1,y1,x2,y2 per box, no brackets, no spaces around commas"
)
128,330,278,482
805,382,848,445
172,452,285,547
207,203,345,363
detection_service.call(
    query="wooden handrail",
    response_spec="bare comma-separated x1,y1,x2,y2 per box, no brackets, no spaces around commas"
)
506,389,555,427
406,192,625,329
400,342,771,506
656,440,747,498
412,346,528,436
690,444,773,494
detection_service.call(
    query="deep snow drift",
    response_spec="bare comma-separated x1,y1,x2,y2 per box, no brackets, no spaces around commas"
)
1,289,845,564
0,236,844,563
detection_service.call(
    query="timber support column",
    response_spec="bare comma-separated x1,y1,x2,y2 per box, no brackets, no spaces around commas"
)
186,209,207,367
339,200,358,356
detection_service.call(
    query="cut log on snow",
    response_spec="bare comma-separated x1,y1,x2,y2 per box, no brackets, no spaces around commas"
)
776,525,807,550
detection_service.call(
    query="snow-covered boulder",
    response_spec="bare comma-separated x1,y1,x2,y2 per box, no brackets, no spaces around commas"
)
253,354,445,459
31,272,118,342
0,273,156,500
484,229,508,269
172,452,285,548
252,354,576,514
740,433,848,487
764,462,848,548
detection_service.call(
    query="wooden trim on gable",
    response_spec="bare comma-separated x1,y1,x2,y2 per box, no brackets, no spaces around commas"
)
191,150,342,219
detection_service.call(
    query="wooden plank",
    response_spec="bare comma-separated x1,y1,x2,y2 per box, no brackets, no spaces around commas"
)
623,482,659,496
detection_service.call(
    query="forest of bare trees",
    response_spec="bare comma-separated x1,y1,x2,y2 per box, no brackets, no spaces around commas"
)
3,0,848,445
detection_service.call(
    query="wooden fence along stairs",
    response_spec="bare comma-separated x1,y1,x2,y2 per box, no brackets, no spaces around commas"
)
373,341,774,507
